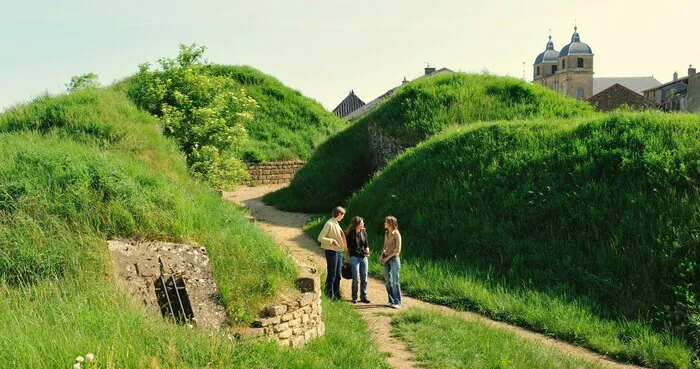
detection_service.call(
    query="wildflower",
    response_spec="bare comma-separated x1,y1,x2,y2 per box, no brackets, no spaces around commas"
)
73,363,81,369
76,357,84,363
85,353,94,362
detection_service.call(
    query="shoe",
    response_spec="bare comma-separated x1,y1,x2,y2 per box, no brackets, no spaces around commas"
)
360,298,371,303
391,304,401,309
352,299,357,303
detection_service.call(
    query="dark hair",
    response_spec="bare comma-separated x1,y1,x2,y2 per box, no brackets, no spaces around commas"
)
346,216,364,234
385,216,398,230
332,206,346,218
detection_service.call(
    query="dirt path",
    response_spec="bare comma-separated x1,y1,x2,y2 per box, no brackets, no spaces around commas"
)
226,184,644,369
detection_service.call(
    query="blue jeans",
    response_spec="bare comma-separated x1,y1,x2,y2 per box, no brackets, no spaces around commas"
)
349,256,368,301
383,257,401,305
324,250,343,299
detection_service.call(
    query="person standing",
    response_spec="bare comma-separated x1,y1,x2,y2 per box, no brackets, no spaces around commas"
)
318,206,347,300
380,216,402,309
346,216,370,304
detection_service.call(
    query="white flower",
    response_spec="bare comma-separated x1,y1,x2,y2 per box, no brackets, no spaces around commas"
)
73,363,81,369
85,353,94,362
76,356,84,363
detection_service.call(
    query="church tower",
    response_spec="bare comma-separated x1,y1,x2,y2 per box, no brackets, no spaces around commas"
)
556,26,594,99
533,35,560,91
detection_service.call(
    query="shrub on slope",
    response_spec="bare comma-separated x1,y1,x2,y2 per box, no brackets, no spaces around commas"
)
265,73,594,212
344,111,700,367
203,64,347,162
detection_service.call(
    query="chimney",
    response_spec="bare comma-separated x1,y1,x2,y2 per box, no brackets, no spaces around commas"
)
424,67,436,75
689,64,697,77
401,77,409,85
673,71,678,81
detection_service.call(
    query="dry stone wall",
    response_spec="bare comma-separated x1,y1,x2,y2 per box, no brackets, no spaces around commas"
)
247,264,324,348
244,161,305,185
367,120,408,173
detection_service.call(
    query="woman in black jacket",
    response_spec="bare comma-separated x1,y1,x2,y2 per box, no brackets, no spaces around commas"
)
345,216,370,303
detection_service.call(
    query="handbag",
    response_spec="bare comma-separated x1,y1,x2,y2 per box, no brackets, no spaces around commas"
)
341,261,352,279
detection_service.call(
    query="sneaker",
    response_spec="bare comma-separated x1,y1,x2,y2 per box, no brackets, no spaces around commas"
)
391,304,401,309
360,298,371,303
352,299,357,303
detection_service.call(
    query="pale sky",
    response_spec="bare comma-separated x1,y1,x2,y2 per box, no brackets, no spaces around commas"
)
1,0,698,112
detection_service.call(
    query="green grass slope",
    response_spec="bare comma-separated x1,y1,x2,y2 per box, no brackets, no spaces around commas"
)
200,65,346,162
342,112,700,368
264,73,595,212
0,89,388,368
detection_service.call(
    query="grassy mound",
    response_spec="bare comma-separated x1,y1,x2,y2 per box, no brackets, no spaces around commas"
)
341,111,700,368
265,73,594,212
202,65,347,162
0,89,388,367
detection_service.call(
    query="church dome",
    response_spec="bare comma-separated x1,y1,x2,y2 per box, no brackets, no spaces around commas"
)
559,26,592,56
534,36,559,64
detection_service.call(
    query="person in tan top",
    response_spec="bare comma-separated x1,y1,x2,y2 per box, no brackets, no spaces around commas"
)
380,216,402,308
318,206,347,300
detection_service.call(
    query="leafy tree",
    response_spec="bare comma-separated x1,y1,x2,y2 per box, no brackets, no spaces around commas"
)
66,73,100,91
127,44,257,189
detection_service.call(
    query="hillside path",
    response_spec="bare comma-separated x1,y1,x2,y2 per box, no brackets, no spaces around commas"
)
225,184,644,369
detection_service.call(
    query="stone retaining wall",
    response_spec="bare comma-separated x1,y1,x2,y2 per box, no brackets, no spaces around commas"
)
244,161,305,185
247,264,324,347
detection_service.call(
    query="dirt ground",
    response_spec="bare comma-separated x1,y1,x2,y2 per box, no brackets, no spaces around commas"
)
226,184,644,369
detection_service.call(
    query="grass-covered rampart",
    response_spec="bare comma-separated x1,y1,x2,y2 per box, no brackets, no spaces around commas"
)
335,112,700,368
0,88,387,368
265,73,595,212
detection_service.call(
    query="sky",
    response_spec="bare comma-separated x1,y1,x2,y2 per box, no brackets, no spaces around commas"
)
1,0,698,112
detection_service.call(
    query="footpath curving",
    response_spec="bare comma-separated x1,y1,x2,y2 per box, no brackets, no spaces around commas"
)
226,184,645,369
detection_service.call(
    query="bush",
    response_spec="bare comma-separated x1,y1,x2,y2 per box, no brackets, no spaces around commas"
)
126,44,256,189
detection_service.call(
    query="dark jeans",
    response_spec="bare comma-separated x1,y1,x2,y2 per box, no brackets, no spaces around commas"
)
324,250,343,299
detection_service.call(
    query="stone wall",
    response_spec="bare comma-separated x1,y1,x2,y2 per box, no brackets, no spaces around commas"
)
367,120,407,173
244,161,305,185
247,264,324,348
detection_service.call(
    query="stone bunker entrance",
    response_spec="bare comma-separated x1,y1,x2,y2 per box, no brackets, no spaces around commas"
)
107,239,227,330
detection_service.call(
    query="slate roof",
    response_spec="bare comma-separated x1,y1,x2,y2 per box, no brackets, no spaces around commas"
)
559,27,593,56
344,68,453,121
593,76,661,95
332,90,365,118
534,36,559,64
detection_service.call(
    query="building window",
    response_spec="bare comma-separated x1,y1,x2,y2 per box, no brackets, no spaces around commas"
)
552,65,558,74
562,60,566,69
576,88,584,99
536,66,540,76
577,58,584,68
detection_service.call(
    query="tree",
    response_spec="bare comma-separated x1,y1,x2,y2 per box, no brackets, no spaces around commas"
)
127,44,256,189
66,73,100,92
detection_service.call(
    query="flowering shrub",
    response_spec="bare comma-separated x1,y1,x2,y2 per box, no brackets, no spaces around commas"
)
127,44,256,189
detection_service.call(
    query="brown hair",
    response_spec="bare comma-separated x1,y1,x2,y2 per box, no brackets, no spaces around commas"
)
332,206,346,218
384,215,398,231
346,216,364,234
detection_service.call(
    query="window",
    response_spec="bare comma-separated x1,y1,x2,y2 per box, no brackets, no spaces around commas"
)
577,58,584,68
576,88,584,99
562,60,566,69
552,65,558,74
536,66,540,76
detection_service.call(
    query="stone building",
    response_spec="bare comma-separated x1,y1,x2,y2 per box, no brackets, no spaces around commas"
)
533,27,594,99
642,65,699,112
586,83,657,112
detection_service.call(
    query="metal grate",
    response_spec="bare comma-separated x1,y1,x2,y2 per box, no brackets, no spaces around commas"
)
154,257,195,325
